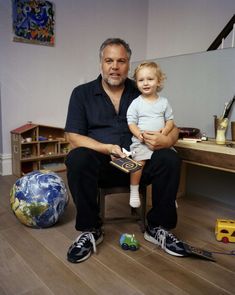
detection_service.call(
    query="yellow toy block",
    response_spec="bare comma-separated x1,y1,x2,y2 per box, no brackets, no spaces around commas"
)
215,219,235,243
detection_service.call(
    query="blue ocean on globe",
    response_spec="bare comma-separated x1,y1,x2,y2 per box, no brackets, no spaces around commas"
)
10,170,69,228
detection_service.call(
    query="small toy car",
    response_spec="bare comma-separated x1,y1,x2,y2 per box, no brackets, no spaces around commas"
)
119,233,140,251
215,219,235,243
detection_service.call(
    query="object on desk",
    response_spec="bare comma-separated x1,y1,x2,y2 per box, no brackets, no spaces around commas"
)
182,138,202,143
201,136,208,141
216,117,228,145
215,219,235,243
226,143,235,148
214,115,218,138
215,95,235,143
178,127,201,139
110,156,142,173
201,132,208,141
221,95,235,119
231,121,235,141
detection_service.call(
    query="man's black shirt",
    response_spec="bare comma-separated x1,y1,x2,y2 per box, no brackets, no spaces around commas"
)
65,75,140,150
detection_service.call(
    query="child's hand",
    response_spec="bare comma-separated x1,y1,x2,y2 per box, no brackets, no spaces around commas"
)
138,133,144,142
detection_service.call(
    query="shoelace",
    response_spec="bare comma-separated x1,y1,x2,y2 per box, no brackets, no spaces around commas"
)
167,232,180,244
154,228,166,249
74,232,97,253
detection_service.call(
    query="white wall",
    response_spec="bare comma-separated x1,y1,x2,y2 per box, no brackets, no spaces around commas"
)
132,48,235,139
0,82,2,152
146,0,235,59
0,0,147,162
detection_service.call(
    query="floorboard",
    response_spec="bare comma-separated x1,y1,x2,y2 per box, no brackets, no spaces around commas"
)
0,173,235,295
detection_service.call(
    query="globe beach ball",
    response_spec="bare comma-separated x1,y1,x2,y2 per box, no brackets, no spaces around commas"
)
10,170,69,228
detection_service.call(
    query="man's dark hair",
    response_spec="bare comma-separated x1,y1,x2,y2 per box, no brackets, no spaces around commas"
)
99,38,132,61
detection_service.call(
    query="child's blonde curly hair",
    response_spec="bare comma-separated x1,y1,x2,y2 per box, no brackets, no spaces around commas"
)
133,62,166,92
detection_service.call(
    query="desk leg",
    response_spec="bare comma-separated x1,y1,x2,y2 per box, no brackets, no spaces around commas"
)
177,161,187,198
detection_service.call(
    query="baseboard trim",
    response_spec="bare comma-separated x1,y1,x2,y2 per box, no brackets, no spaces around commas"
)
0,153,12,175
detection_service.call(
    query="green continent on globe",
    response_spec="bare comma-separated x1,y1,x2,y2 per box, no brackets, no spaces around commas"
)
13,198,48,227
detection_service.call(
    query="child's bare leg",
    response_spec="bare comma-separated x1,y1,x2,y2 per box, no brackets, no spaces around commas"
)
130,161,145,208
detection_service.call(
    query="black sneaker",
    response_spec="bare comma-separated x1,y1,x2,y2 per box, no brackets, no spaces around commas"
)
144,226,188,257
67,228,103,263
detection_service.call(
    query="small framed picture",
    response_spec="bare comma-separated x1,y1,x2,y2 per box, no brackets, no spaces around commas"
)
12,0,55,46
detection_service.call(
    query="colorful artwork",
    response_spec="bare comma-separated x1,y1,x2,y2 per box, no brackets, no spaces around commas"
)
12,0,55,46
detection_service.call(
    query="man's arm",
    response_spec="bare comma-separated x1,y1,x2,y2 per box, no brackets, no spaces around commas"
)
142,126,179,150
160,119,175,136
66,132,126,157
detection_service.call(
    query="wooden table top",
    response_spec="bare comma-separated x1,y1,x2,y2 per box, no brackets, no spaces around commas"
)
174,138,235,173
175,138,235,155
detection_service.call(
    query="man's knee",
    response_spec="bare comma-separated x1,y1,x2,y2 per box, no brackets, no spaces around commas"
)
152,148,181,169
65,147,95,171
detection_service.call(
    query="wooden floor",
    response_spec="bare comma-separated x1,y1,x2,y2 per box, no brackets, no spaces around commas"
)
0,173,235,295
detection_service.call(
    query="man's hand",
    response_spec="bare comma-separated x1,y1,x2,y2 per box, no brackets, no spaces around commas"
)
109,145,126,160
142,127,179,150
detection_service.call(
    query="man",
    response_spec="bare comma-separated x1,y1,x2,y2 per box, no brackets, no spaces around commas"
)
65,38,187,263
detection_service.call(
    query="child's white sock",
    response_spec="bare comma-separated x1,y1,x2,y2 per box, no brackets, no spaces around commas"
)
129,184,141,208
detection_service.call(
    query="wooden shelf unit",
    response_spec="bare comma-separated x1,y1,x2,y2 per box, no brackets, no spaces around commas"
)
11,123,70,176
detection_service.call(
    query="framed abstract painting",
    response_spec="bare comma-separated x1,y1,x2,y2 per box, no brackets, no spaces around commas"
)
12,0,55,46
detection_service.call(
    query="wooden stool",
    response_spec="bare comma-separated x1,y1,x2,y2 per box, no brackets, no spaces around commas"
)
97,185,147,232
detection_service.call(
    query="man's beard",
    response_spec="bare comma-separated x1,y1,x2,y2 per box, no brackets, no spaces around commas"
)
101,73,126,87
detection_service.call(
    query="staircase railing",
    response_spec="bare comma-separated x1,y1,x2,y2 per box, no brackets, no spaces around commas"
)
207,14,235,51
